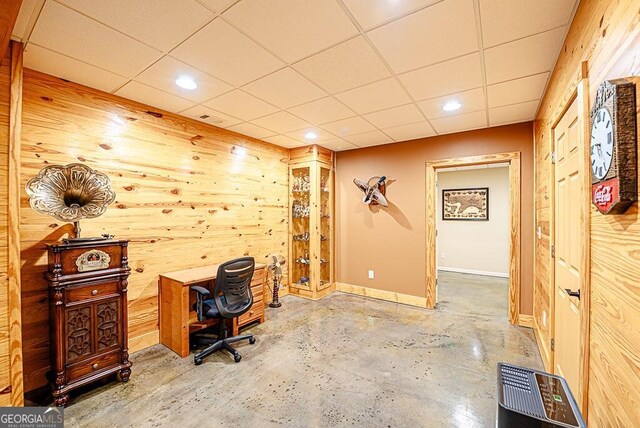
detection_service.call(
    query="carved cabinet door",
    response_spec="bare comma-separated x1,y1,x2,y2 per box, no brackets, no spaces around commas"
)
96,298,121,352
65,304,93,362
64,295,122,364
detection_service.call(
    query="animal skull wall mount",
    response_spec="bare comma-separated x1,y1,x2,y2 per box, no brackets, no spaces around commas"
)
353,176,388,206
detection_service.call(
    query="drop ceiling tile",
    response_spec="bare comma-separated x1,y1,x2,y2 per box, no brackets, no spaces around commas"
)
116,81,195,113
252,111,311,134
344,130,393,147
203,90,279,121
480,0,576,47
285,127,336,143
24,44,129,93
399,53,483,101
418,88,486,120
179,105,242,128
321,116,376,138
194,0,235,13
223,0,358,63
489,100,539,126
363,104,424,129
318,138,358,152
57,0,214,52
288,97,355,125
342,0,440,30
171,18,284,86
292,36,390,94
431,110,487,134
367,0,478,73
135,56,232,103
29,2,162,77
12,0,38,41
228,122,276,139
484,27,566,84
242,68,326,109
383,121,436,142
487,72,549,108
264,135,307,149
335,78,411,115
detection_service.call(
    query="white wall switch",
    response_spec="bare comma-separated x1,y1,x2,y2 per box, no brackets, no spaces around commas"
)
538,226,542,239
542,311,547,327
440,252,445,258
368,270,374,279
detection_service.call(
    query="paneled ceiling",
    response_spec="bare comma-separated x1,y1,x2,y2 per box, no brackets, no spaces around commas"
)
12,0,578,151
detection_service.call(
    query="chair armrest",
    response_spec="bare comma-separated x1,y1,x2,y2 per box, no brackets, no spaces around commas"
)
190,286,210,321
190,285,211,297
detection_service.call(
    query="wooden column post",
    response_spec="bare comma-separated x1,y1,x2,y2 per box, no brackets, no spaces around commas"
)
8,39,24,406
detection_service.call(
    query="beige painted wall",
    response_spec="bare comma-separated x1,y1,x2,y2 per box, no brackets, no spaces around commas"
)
437,167,509,276
335,122,534,314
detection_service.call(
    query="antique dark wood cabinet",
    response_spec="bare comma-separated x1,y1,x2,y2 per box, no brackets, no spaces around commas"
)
45,239,132,406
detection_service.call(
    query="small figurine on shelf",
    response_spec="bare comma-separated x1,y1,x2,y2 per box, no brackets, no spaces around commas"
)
293,232,310,241
320,174,327,192
292,200,310,218
298,276,309,286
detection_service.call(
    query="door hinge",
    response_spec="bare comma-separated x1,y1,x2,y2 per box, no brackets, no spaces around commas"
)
551,338,555,351
551,152,557,164
551,245,556,258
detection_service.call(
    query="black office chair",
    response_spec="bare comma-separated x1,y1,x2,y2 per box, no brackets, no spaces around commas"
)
190,257,257,365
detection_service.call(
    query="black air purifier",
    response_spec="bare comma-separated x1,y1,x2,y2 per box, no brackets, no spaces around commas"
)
496,363,586,428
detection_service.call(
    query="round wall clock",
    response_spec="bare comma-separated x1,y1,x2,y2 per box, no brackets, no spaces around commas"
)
590,79,637,214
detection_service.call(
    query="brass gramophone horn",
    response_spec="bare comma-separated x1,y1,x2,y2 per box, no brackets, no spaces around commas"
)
25,163,116,239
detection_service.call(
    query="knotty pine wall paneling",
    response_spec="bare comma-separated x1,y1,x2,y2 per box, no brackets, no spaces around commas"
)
534,0,640,425
20,69,290,392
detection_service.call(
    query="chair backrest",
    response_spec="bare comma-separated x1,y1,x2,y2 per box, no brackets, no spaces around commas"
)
213,257,255,319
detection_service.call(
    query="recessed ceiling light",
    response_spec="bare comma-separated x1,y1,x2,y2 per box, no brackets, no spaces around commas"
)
443,100,462,112
175,76,197,90
304,131,318,140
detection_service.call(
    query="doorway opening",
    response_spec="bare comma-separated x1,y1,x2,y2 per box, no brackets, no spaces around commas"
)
425,152,521,325
435,163,510,319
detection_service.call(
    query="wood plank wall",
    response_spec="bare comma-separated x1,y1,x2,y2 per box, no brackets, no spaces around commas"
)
19,69,290,392
534,0,640,425
0,39,12,406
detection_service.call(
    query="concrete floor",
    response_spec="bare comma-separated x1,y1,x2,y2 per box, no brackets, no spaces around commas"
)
64,272,542,427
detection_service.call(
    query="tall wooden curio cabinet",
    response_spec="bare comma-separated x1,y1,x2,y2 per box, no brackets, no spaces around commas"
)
288,145,335,300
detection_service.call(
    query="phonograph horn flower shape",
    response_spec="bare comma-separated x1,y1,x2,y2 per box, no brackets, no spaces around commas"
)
25,163,116,223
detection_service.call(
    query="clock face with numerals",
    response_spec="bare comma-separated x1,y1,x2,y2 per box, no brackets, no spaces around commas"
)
590,107,614,180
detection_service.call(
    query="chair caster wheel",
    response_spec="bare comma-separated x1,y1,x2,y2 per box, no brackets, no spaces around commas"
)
194,358,203,365
249,337,256,345
234,354,242,363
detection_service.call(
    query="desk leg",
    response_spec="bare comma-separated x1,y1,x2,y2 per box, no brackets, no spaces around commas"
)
180,285,190,357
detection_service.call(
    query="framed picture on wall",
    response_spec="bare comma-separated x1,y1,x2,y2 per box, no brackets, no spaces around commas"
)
442,187,489,221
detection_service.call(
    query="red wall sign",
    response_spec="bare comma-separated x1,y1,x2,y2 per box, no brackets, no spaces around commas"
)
592,177,620,214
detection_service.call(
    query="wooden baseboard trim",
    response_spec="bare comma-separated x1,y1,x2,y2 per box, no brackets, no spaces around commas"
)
129,330,159,353
518,314,534,328
533,319,552,373
437,267,509,278
335,283,426,308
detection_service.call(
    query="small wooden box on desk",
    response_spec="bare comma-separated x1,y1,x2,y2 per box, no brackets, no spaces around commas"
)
158,263,267,358
45,239,132,407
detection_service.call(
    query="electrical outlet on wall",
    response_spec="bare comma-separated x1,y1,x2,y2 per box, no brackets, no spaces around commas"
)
368,270,374,279
440,252,445,258
538,226,542,239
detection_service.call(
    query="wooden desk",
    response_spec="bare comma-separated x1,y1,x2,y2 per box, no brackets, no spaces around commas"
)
158,263,267,357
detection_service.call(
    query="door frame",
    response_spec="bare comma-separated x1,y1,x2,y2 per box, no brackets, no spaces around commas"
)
549,73,591,415
425,151,521,325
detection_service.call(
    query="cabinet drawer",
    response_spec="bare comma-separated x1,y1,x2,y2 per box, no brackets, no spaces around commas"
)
238,302,263,325
67,281,119,304
251,284,263,301
66,350,120,381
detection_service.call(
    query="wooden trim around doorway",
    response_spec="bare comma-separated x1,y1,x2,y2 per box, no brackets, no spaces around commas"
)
425,151,521,325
